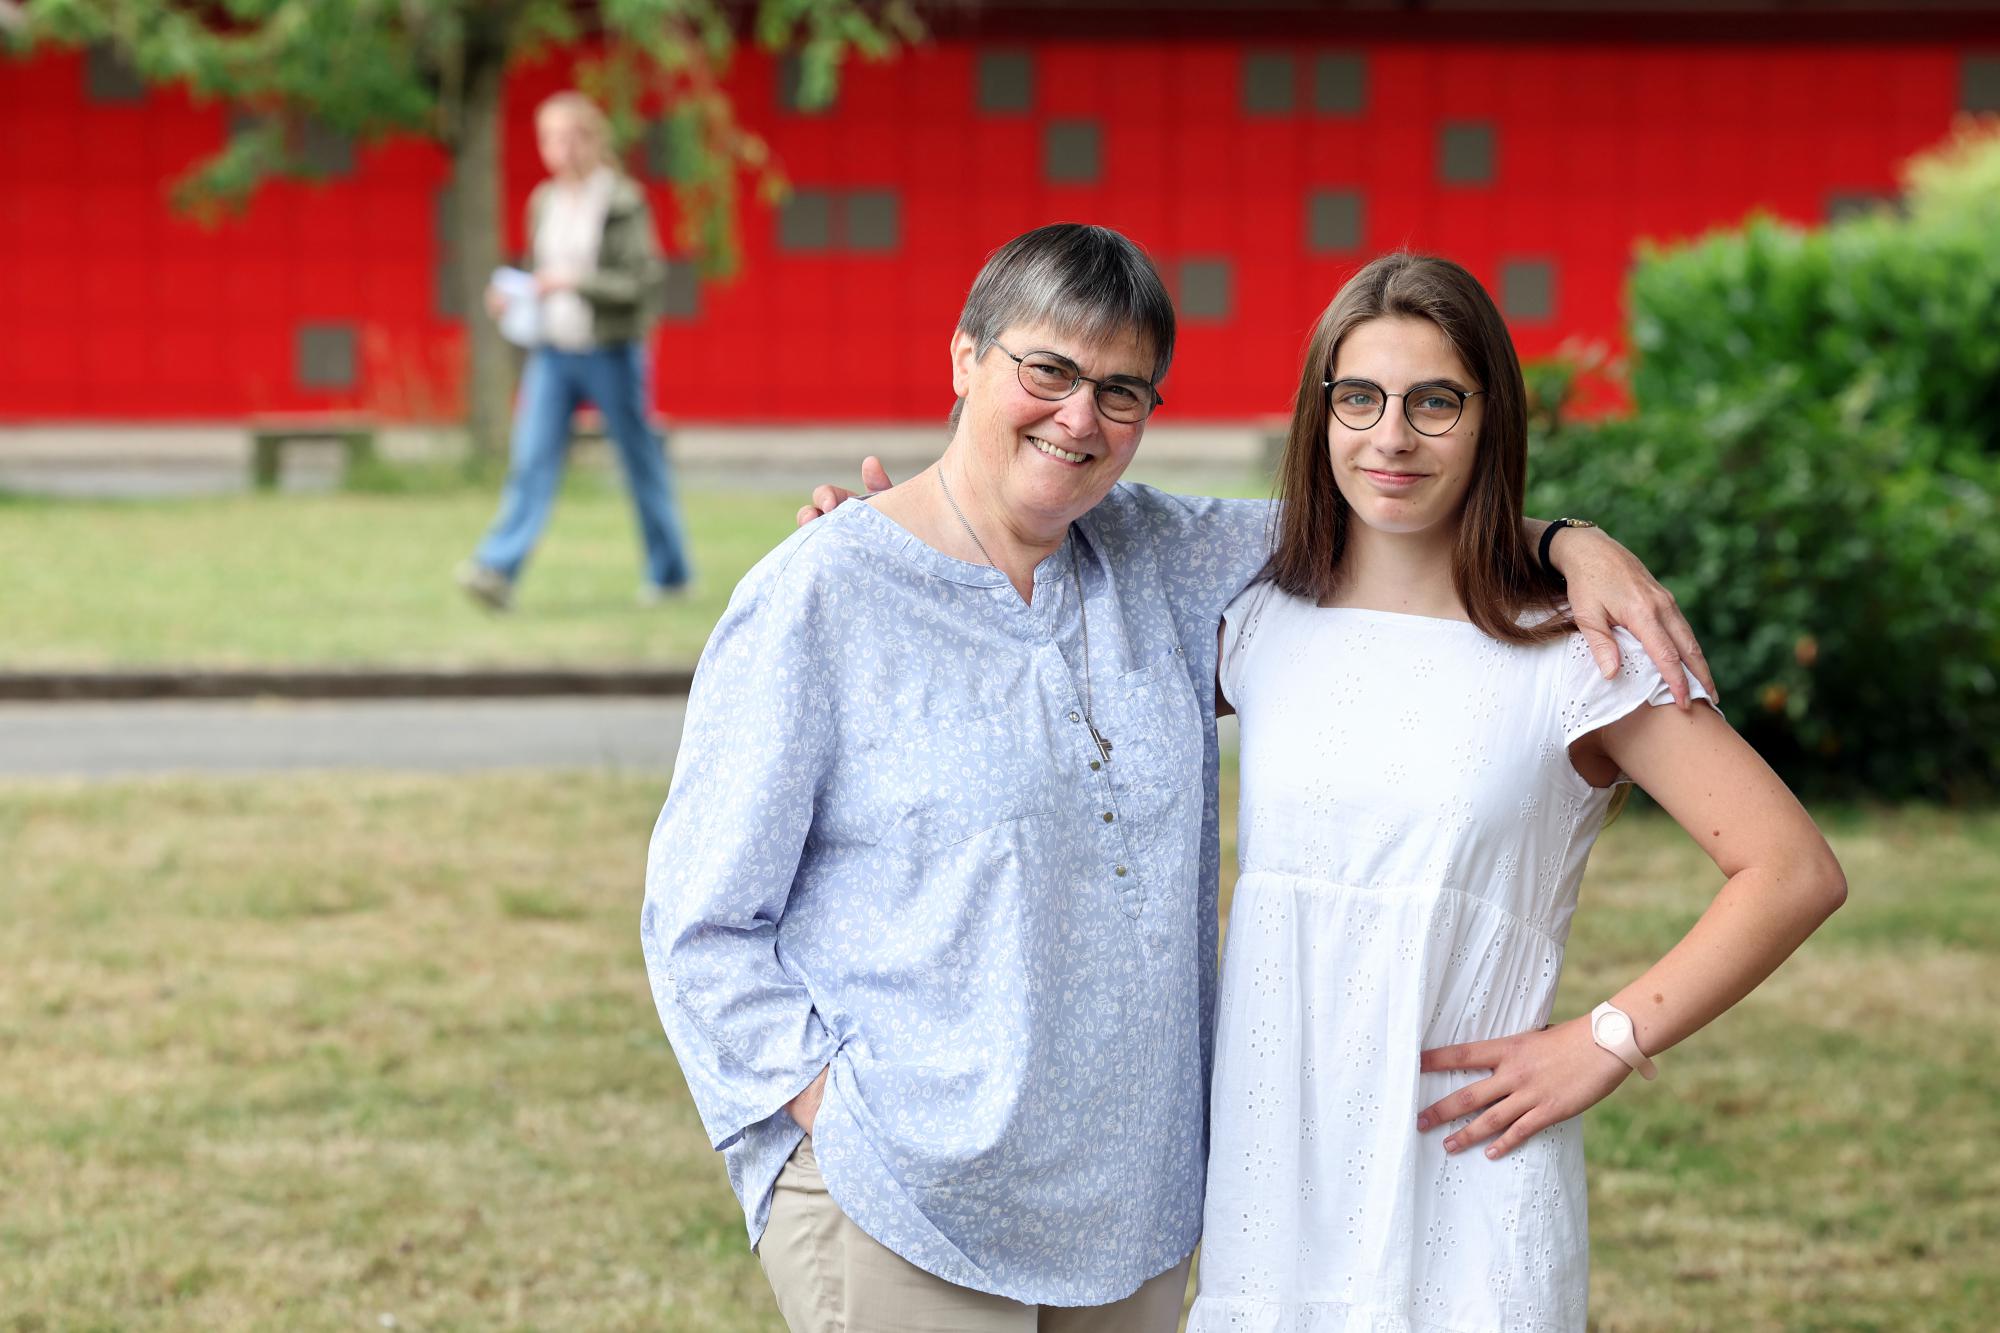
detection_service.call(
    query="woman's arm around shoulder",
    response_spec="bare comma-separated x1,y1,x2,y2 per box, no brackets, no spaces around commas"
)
1531,517,1716,708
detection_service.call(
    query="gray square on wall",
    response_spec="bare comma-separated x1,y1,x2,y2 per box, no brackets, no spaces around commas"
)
1826,191,1898,223
1243,52,1296,116
1307,189,1364,252
846,190,901,252
227,107,268,145
299,119,355,178
979,51,1034,114
1964,56,2000,113
1045,121,1101,185
1438,122,1495,186
779,190,833,251
85,44,146,103
1314,53,1367,115
1180,259,1233,322
297,324,359,390
1500,259,1555,323
229,109,354,178
660,264,700,321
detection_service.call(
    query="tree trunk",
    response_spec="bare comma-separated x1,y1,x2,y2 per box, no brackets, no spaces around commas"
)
452,44,510,460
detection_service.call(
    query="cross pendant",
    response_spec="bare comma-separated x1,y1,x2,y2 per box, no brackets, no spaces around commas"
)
1089,724,1113,764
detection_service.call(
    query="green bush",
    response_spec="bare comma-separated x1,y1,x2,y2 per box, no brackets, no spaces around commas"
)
1557,118,2000,799
1527,388,2000,800
1628,120,2000,466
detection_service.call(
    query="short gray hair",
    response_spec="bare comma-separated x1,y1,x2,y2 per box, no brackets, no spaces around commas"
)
950,223,1176,427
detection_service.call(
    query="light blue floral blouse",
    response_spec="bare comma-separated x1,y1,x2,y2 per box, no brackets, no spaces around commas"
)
642,484,1272,1306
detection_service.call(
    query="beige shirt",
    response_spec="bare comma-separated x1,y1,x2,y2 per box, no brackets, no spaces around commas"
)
534,166,616,350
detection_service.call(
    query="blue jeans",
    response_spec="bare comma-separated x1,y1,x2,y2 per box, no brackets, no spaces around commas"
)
473,342,692,589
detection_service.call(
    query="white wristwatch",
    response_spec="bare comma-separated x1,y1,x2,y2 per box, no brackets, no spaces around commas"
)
1590,1001,1658,1080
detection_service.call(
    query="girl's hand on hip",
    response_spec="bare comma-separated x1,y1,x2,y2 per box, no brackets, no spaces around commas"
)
1416,1017,1631,1159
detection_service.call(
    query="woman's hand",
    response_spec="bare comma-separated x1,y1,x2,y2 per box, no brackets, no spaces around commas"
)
482,284,509,320
795,456,896,526
786,1066,830,1133
1415,1016,1631,1159
534,269,577,295
1547,525,1715,708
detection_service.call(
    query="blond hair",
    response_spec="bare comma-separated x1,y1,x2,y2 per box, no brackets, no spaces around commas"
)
535,91,614,171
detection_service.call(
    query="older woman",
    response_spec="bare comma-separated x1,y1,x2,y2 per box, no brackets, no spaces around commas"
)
643,224,1702,1333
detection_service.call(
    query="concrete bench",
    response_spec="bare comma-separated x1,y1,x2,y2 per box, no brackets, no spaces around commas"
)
248,415,378,490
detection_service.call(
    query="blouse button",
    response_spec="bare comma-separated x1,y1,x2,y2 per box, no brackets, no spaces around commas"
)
1089,760,1102,771
1102,811,1115,823
1067,710,1081,723
1114,865,1128,877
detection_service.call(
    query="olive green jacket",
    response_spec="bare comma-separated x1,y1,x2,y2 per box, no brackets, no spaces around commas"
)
524,173,667,346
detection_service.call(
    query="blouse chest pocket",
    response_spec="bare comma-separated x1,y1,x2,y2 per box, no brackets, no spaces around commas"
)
1095,647,1205,818
845,702,1062,850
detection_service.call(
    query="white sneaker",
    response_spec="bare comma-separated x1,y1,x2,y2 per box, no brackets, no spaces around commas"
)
456,561,514,612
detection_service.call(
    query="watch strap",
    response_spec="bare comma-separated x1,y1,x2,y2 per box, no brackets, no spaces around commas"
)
1537,518,1574,584
1590,1000,1659,1081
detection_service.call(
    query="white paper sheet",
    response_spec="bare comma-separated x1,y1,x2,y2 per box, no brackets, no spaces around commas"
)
491,267,541,349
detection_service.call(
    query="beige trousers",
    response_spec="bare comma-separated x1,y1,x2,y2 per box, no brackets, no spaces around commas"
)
757,1137,1192,1333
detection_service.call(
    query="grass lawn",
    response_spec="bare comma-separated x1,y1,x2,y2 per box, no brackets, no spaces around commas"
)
1,476,798,671
2,771,1993,1330
2,463,1270,671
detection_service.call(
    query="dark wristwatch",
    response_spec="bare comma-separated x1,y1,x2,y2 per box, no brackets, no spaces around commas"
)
1538,517,1597,584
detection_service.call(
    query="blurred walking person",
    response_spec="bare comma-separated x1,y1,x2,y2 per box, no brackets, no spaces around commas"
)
458,91,692,611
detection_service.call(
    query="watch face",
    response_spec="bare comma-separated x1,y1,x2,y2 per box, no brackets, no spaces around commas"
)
1597,1011,1631,1044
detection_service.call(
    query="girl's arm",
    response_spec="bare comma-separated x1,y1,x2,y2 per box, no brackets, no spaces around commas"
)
1416,702,1846,1160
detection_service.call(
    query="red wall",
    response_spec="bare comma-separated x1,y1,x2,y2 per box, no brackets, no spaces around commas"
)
0,39,1978,423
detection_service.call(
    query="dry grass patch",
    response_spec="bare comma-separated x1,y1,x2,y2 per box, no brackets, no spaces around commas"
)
0,773,771,1332
1,775,1993,1331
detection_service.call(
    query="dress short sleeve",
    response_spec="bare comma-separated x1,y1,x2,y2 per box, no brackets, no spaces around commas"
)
1556,626,1718,773
1219,579,1283,711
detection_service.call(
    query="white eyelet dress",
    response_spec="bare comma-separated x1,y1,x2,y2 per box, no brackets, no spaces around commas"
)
1187,584,1712,1333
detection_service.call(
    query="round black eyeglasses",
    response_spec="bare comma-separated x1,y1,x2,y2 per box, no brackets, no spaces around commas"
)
999,345,1163,423
1324,378,1483,436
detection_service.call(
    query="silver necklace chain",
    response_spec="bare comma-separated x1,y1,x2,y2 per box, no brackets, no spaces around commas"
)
936,468,1110,763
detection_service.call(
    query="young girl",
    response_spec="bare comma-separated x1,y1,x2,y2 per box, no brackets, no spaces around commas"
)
1187,255,1845,1330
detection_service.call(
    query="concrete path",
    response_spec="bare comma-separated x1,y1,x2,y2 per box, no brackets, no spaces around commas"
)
0,423,1274,498
0,698,687,779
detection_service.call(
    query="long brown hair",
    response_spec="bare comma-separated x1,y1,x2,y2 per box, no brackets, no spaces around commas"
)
1268,253,1564,645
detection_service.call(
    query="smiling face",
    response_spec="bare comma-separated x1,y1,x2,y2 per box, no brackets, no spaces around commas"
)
949,320,1154,537
1325,315,1484,540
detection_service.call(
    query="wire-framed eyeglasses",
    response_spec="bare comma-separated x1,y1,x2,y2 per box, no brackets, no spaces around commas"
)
999,345,1163,423
1324,378,1484,436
